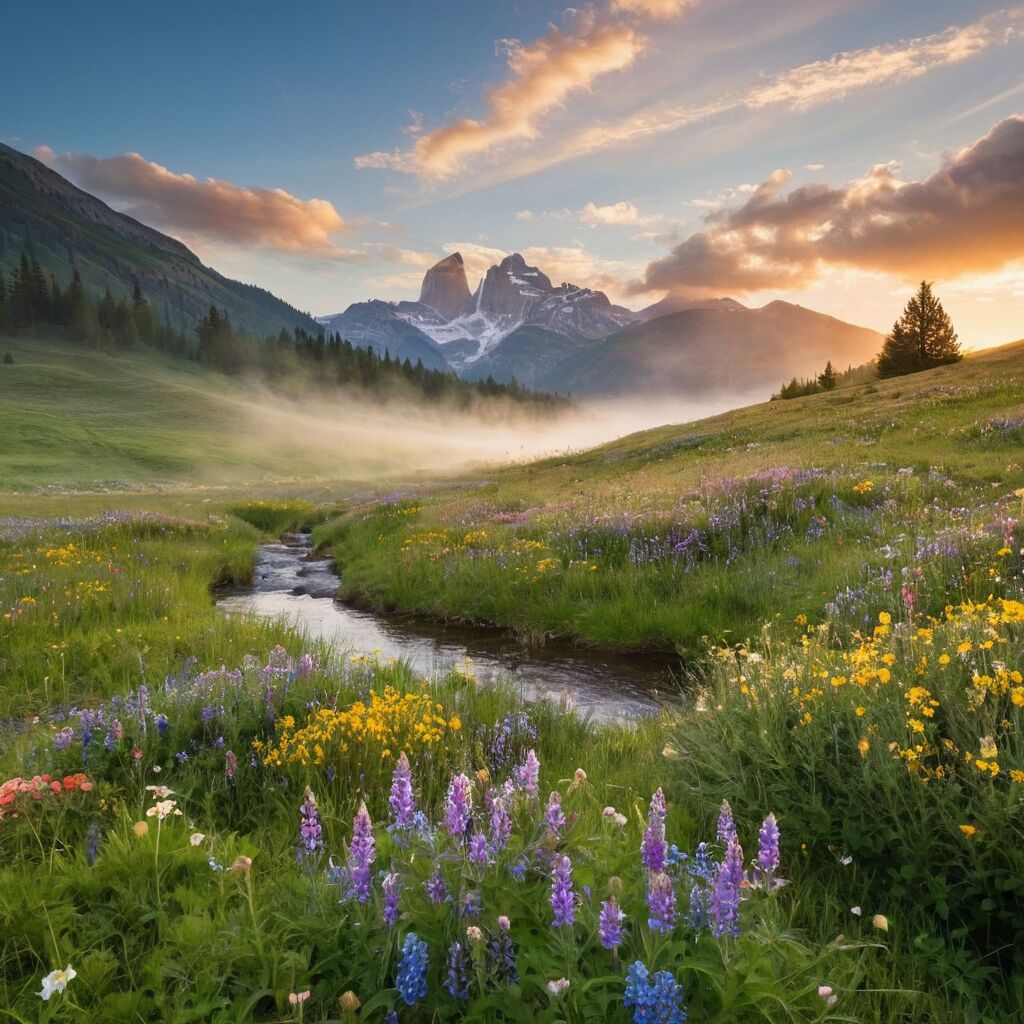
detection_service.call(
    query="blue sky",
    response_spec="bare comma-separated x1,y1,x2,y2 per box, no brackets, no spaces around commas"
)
2,0,1023,346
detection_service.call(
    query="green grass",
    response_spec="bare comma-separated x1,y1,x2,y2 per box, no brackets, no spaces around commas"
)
315,340,1024,655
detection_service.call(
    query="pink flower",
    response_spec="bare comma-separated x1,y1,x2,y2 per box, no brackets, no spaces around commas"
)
288,990,311,1005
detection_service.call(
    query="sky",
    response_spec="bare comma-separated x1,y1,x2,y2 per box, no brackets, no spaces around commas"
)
2,0,1023,349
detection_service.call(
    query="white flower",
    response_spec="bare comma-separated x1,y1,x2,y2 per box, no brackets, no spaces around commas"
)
851,906,862,917
466,926,483,942
38,965,76,1000
146,799,177,820
546,978,570,997
145,785,174,798
189,832,206,846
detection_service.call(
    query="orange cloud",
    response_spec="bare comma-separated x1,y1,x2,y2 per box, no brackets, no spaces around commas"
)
638,116,1024,297
38,148,355,259
355,0,700,179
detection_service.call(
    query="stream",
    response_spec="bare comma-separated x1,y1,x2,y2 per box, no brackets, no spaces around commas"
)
217,535,683,721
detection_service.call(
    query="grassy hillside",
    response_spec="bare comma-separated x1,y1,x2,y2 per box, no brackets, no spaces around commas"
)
0,143,319,337
318,338,1024,652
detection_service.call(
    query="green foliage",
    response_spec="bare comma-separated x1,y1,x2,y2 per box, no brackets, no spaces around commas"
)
228,499,332,536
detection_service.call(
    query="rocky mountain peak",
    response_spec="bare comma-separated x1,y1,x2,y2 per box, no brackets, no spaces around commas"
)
418,252,474,320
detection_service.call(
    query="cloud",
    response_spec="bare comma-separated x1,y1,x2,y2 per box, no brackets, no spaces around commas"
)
610,0,695,19
37,148,357,259
355,0,698,179
515,209,536,221
372,244,440,267
805,163,825,171
636,116,1024,297
465,7,1024,186
578,200,660,225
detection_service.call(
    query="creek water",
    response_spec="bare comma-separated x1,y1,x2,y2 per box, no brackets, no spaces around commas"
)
217,536,683,721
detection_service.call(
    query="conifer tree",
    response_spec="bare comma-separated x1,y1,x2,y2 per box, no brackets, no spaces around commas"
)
817,360,837,390
877,281,961,378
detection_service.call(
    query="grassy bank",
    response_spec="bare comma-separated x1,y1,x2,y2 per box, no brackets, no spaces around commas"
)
316,339,1024,653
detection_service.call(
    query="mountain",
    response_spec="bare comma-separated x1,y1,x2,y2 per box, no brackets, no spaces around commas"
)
637,294,746,321
321,252,638,373
418,252,474,320
317,300,450,370
461,325,586,388
0,143,319,337
541,301,884,396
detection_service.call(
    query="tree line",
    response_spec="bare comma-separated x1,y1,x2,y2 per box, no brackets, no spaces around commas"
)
0,248,564,409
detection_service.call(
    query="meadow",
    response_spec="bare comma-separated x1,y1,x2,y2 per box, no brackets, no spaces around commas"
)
2,338,1024,1021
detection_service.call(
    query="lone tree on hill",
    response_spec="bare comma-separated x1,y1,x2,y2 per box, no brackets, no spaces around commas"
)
876,281,961,378
817,360,837,390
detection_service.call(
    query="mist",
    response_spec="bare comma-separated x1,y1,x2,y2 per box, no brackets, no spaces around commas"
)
218,383,770,486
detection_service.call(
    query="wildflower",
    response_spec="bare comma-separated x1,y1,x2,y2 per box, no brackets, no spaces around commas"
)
514,749,540,800
460,890,482,919
85,821,102,865
546,978,570,997
444,773,473,842
489,927,520,984
710,835,744,938
647,872,677,933
299,787,324,863
348,802,376,903
603,805,627,827
818,985,838,1007
599,896,625,949
468,830,491,867
189,832,206,846
624,961,687,1024
497,914,511,931
396,933,428,1006
851,906,862,917
545,791,566,835
425,869,449,905
959,824,978,838
225,749,237,781
389,751,416,830
466,925,484,943
570,767,588,790
446,941,470,1001
755,813,780,881
489,790,512,851
641,788,668,873
288,991,311,1005
228,855,253,875
37,965,76,1000
339,991,361,1015
146,799,180,820
550,854,575,927
133,821,149,838
872,914,889,932
716,799,737,845
145,785,174,799
383,871,402,927
53,727,74,751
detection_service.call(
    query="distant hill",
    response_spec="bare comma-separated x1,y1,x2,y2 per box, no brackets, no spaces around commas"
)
0,143,319,337
541,301,884,396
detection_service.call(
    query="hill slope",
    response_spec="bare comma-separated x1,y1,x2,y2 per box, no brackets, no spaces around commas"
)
543,301,883,395
0,143,319,337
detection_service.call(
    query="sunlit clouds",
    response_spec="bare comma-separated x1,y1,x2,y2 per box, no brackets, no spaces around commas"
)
637,116,1024,297
35,148,358,260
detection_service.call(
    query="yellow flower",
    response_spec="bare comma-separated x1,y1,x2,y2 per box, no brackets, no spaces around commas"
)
959,824,978,837
133,821,149,838
878,611,891,625
448,716,462,731
857,737,870,758
1010,770,1024,783
855,706,866,717
979,736,997,759
957,641,973,654
938,654,951,665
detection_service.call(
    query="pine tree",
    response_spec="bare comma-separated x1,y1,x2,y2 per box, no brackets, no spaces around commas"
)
877,281,961,378
817,360,837,390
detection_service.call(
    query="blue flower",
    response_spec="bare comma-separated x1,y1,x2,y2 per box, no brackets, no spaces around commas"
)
396,933,428,1006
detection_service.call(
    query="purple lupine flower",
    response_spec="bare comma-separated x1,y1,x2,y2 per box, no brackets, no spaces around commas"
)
710,835,744,938
103,719,123,751
348,801,376,903
647,872,677,933
297,652,316,678
468,831,491,867
444,773,473,842
225,749,237,781
641,787,668,873
298,786,324,863
687,883,708,930
53,727,74,751
425,869,449,905
598,896,625,949
383,871,402,927
446,941,470,1001
490,790,512,851
460,890,482,919
756,813,780,880
550,854,575,928
716,800,737,845
488,931,520,985
515,749,540,800
545,791,566,836
389,751,416,830
690,841,715,882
